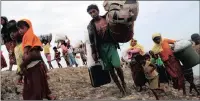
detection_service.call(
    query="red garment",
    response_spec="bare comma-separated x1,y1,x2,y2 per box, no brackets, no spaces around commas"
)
164,55,184,90
4,41,17,65
23,61,51,100
1,51,7,68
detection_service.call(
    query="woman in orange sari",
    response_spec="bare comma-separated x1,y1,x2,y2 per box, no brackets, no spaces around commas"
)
151,33,186,95
17,19,56,100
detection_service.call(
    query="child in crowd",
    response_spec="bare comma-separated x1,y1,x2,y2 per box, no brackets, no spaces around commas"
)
53,46,62,68
149,51,170,92
136,54,159,90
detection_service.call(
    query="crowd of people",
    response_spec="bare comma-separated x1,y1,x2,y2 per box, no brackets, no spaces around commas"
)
1,16,87,100
0,3,199,100
87,4,200,100
121,34,200,99
1,17,88,71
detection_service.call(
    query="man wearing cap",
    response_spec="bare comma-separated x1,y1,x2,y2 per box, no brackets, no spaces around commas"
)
191,33,200,55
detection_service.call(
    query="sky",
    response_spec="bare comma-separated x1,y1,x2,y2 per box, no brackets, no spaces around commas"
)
1,1,199,75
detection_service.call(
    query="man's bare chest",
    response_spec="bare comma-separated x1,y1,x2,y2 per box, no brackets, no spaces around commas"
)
94,18,108,34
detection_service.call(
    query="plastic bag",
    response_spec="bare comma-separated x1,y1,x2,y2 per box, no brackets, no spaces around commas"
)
173,40,193,52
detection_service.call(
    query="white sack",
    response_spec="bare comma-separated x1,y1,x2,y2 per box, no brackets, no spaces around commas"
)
174,40,193,52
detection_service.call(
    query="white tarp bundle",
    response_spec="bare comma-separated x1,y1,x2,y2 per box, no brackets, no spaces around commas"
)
173,40,193,52
55,34,68,43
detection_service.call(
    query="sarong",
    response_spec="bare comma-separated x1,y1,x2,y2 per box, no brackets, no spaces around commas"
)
23,61,51,100
99,43,121,70
164,55,184,90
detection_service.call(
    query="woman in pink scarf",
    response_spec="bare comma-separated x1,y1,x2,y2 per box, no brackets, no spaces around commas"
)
127,39,147,92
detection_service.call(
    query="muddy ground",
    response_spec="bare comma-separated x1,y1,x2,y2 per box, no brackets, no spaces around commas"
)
1,67,200,100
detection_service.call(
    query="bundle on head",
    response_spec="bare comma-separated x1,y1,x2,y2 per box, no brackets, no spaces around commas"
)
103,0,139,43
39,33,52,43
55,34,68,43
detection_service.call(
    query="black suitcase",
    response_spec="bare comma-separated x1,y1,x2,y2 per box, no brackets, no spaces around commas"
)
88,62,111,87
